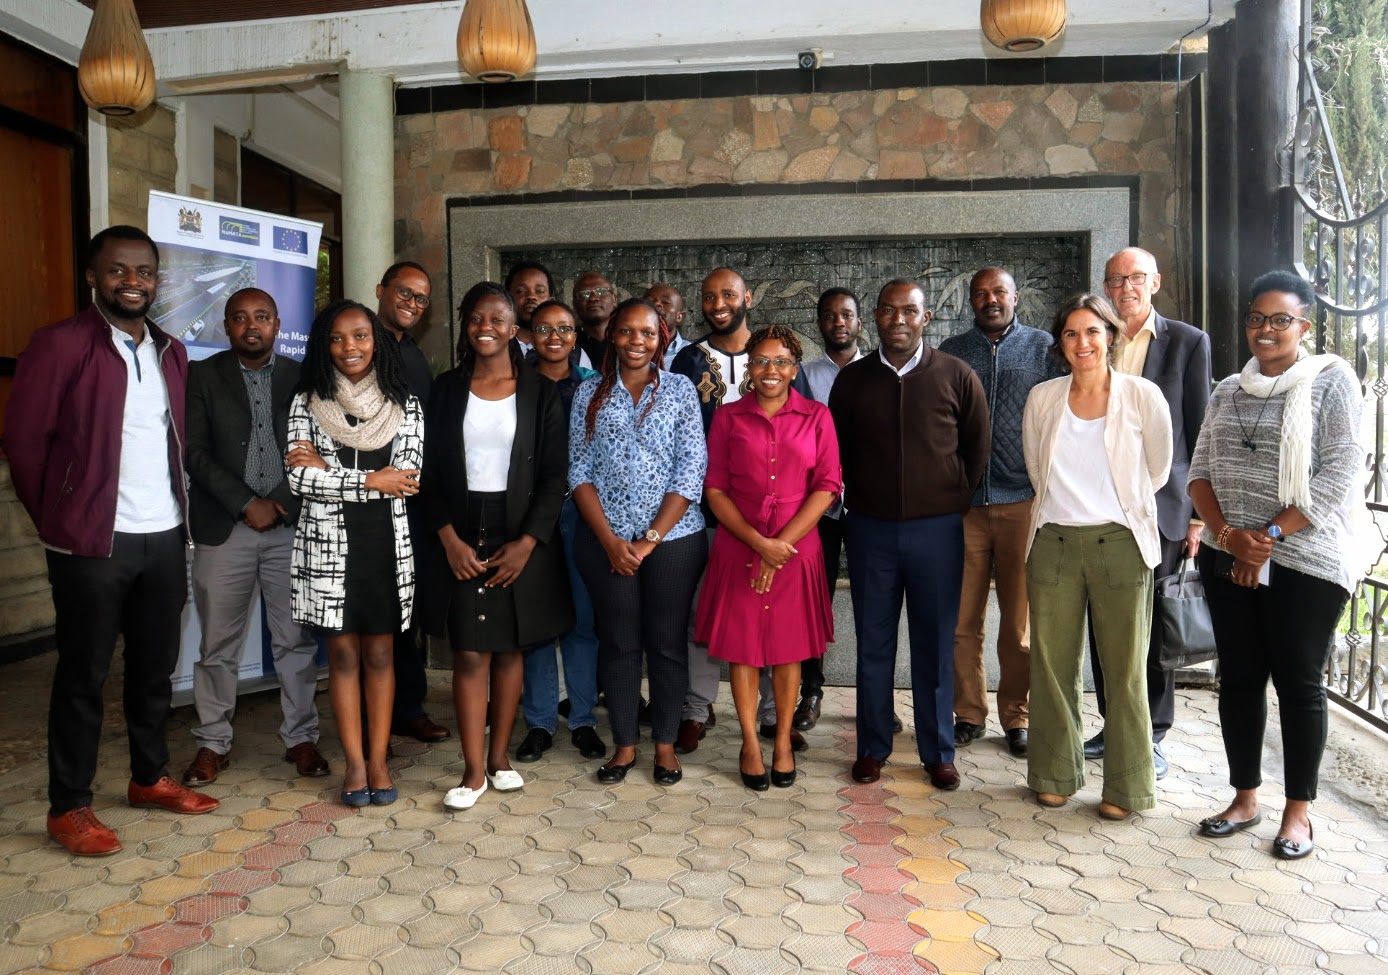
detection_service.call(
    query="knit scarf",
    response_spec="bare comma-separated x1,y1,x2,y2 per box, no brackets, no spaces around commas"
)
307,367,404,452
1238,350,1351,509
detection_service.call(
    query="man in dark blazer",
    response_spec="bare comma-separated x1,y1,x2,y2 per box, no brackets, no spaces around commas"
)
1087,247,1212,778
182,288,328,786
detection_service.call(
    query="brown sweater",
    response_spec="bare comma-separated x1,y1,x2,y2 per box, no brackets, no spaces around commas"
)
828,347,991,521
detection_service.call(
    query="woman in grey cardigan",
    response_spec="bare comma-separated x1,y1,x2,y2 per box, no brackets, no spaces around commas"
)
1189,270,1362,860
287,300,423,808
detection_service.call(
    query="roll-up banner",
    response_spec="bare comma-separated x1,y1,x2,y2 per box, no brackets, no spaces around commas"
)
146,190,325,698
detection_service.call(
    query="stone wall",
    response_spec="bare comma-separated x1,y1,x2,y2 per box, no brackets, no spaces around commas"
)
107,104,178,230
395,79,1187,339
0,462,51,641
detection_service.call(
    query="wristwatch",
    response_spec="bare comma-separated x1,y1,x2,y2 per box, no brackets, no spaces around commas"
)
643,528,662,544
1265,523,1284,541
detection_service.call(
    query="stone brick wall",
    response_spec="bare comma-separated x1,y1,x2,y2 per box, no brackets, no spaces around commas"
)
107,104,178,230
0,462,51,640
395,80,1187,319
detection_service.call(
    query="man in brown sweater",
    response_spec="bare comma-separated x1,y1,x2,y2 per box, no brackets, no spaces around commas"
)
829,279,990,790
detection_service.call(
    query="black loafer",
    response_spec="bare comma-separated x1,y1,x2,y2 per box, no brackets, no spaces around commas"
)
596,757,636,784
653,764,682,786
1272,823,1314,860
515,728,553,763
571,726,607,759
1005,728,1029,756
953,721,985,746
741,770,770,791
1197,810,1263,838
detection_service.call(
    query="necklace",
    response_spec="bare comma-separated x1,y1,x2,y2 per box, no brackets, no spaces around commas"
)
1232,374,1281,451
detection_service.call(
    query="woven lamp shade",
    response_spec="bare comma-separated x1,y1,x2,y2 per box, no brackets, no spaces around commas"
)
78,0,156,116
980,0,1067,53
457,0,537,83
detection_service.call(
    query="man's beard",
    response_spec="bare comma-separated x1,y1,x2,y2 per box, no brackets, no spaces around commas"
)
705,302,748,336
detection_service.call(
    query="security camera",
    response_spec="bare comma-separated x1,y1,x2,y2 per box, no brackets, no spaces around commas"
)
798,49,823,71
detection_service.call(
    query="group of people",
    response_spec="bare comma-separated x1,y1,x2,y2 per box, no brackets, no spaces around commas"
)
7,226,1365,867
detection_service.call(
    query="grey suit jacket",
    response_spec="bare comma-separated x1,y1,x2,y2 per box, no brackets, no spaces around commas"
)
185,350,301,546
1139,314,1212,542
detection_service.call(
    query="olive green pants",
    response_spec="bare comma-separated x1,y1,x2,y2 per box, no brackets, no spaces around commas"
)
1027,523,1156,811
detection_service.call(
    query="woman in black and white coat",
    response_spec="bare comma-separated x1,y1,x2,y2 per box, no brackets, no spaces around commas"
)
286,299,424,808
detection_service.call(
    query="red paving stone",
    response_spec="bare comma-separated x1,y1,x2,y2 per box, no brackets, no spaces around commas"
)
171,893,247,924
845,865,915,894
848,892,921,920
848,917,935,954
844,843,912,869
845,822,907,845
208,868,281,896
127,921,210,957
298,802,350,823
272,821,334,846
88,955,173,975
242,842,308,870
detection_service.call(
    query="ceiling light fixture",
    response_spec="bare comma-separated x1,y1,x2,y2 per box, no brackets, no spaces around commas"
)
77,0,157,116
980,0,1068,54
457,0,538,84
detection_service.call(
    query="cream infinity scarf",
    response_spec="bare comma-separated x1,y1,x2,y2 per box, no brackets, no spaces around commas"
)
307,367,404,452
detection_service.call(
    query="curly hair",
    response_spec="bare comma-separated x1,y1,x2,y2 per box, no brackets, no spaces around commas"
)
583,298,668,441
746,324,803,362
297,299,411,406
456,280,524,375
1048,292,1122,374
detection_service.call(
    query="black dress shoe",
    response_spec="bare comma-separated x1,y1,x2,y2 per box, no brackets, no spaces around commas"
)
571,726,607,759
953,721,985,746
892,713,904,734
1005,728,1029,756
792,694,822,731
851,757,883,784
597,757,636,784
653,764,682,786
758,723,808,752
1083,731,1105,759
741,769,770,791
1197,810,1263,837
770,764,797,788
516,728,553,763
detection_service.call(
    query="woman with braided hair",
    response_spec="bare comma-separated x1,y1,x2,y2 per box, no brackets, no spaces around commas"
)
569,298,708,786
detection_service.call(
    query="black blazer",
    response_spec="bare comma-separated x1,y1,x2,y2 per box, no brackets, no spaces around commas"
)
1141,314,1213,542
185,351,300,546
418,363,574,645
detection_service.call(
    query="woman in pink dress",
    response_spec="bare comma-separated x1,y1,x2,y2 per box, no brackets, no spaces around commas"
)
696,324,841,791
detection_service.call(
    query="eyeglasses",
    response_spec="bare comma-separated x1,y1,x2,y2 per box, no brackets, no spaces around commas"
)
1244,312,1310,331
1103,272,1149,289
750,356,797,369
394,287,430,308
533,324,575,337
576,288,612,301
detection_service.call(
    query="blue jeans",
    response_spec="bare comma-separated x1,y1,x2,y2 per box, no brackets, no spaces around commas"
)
522,499,599,732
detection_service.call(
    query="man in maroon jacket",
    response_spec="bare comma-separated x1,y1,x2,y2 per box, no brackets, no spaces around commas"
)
6,226,218,857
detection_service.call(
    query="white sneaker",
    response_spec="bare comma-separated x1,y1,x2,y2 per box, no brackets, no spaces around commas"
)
443,781,488,811
487,769,524,792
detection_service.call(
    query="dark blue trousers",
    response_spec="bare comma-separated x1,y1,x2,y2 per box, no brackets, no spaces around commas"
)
846,510,964,765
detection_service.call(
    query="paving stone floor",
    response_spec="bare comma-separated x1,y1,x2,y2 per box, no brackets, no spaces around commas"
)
1,655,1387,974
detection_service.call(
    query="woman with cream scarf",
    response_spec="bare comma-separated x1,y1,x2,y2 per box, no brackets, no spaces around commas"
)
286,299,424,808
1188,270,1363,860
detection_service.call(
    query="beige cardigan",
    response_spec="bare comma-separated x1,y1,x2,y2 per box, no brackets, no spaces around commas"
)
1022,370,1173,568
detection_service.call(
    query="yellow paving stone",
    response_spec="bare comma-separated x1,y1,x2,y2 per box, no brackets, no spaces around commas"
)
45,932,133,971
896,833,968,859
893,814,953,837
92,899,173,934
237,808,292,832
896,856,967,884
135,872,210,906
176,849,244,878
912,933,1000,972
209,829,273,854
905,907,988,941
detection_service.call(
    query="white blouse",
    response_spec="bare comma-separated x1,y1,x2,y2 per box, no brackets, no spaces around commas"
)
463,392,517,491
1034,405,1129,529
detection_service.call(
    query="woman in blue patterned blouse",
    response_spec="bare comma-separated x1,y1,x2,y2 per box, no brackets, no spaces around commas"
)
570,298,708,785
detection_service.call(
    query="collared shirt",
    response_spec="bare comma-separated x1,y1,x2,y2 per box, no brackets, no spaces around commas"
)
877,341,925,376
240,354,281,498
662,331,691,371
803,348,864,406
1113,308,1157,376
109,322,182,533
568,371,707,543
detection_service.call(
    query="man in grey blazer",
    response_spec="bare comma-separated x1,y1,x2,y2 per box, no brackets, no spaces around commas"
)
1086,247,1212,778
182,288,327,785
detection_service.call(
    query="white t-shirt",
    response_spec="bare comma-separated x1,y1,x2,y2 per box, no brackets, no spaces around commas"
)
111,325,182,533
463,392,517,491
1035,406,1129,529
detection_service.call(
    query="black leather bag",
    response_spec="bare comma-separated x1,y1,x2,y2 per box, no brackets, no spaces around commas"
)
1155,559,1218,671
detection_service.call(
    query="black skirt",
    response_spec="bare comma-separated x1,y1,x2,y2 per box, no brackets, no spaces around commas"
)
445,491,520,652
336,439,401,636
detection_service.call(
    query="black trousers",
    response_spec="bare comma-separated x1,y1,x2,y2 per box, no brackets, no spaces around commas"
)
46,528,187,815
1197,550,1348,801
801,514,846,697
1090,533,1183,743
575,525,707,748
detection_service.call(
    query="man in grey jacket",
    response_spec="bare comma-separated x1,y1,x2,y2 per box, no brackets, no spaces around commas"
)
940,267,1061,758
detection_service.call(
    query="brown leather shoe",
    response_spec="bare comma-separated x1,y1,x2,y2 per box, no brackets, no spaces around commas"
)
925,762,961,790
47,807,122,857
851,757,884,783
128,776,220,814
284,742,330,777
394,714,451,742
674,719,706,755
181,748,229,786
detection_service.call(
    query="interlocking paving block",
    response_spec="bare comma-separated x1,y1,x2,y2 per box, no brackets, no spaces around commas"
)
577,938,666,973
366,829,430,854
93,899,172,934
1209,903,1291,936
708,943,793,975
1020,887,1094,917
1228,932,1327,968
426,882,497,917
1187,879,1262,907
1155,914,1242,951
309,874,382,909
905,906,986,942
373,942,461,975
341,850,408,879
1319,953,1388,975
627,833,691,858
448,931,537,972
782,931,864,972
244,933,330,972
528,829,587,855
604,880,675,912
1286,919,1375,953
405,841,475,869
474,900,550,937
283,902,348,938
9,908,90,946
1122,865,1204,892
137,873,211,905
1043,942,1134,973
208,910,287,949
1033,910,1117,946
659,896,731,930
976,923,1055,960
0,888,63,925
670,868,739,899
45,932,134,971
591,905,667,944
783,901,857,934
651,923,733,963
400,908,476,948
729,861,801,890
956,872,1027,899
1230,867,1309,895
295,955,371,975
720,912,795,949
381,865,448,897
1140,889,1217,920
535,889,613,925
1104,927,1192,963
0,942,47,975
616,854,684,884
912,934,998,971
445,857,516,886
565,840,630,868
847,917,927,954
324,920,404,960
1336,906,1388,942
172,892,246,926
556,864,626,894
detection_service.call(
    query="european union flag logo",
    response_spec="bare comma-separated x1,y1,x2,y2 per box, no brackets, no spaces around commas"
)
274,227,308,255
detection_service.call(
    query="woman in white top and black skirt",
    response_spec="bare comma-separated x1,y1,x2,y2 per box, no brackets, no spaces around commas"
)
419,282,573,812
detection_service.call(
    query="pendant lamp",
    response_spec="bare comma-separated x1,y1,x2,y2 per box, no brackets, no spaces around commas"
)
457,0,537,83
980,0,1068,53
78,0,157,116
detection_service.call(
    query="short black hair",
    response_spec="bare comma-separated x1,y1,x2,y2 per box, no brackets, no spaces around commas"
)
88,225,158,269
817,287,859,319
504,260,556,299
530,298,576,322
877,278,927,305
1250,269,1315,308
380,261,429,288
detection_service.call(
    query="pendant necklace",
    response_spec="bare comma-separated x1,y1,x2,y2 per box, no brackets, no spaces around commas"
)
1233,375,1281,451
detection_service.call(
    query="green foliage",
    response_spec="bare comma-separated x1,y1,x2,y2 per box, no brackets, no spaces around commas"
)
1317,0,1388,208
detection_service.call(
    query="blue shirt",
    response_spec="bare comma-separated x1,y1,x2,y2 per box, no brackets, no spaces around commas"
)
569,370,707,542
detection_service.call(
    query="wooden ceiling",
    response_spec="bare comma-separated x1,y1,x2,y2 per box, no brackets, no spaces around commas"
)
79,1,436,29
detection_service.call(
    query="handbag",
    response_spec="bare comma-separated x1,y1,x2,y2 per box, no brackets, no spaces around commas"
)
1155,558,1218,671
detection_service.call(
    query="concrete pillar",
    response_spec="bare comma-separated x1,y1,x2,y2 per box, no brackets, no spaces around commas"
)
339,68,394,305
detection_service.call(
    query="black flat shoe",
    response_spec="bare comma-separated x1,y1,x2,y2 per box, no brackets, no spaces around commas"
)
1272,823,1314,860
770,765,797,788
1197,810,1262,838
741,770,770,791
653,764,682,786
597,757,636,784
